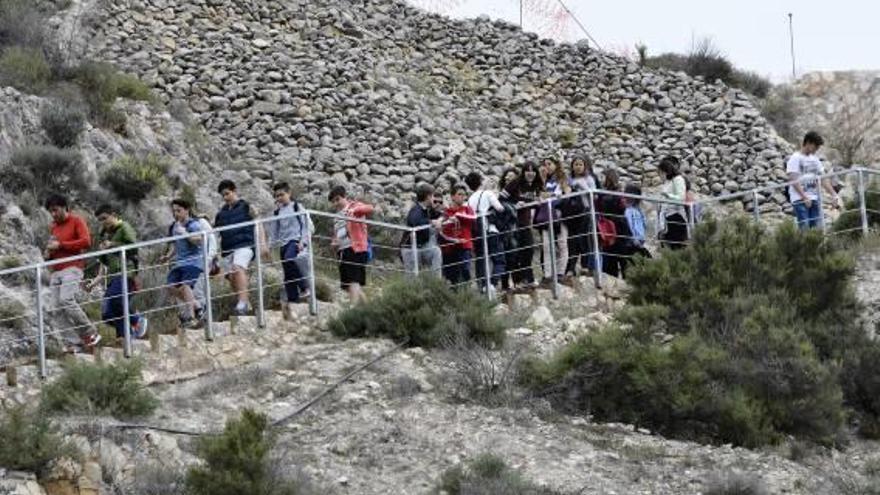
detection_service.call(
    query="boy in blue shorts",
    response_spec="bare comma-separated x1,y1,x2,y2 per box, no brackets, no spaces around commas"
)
162,199,206,328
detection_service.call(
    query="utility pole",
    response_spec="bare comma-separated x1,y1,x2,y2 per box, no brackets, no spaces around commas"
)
519,0,523,29
788,13,797,80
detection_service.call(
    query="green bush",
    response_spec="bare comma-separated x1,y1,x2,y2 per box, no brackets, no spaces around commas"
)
643,39,771,98
0,0,47,49
40,359,159,418
0,45,50,91
834,180,880,237
524,218,864,447
74,61,152,130
100,154,169,203
841,341,880,438
704,471,769,495
0,404,75,477
186,409,305,495
0,297,27,329
685,38,733,84
0,254,22,269
732,70,772,99
557,127,577,149
41,101,86,148
327,274,507,348
760,87,799,143
437,453,562,495
314,278,334,303
1,145,88,200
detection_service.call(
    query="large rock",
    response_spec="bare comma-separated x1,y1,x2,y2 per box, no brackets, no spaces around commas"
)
527,305,555,329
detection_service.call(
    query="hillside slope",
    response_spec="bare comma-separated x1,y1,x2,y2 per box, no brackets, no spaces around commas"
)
88,0,792,211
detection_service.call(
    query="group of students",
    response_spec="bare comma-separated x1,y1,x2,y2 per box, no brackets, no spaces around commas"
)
36,130,848,353
398,154,694,294
40,152,709,352
42,179,320,353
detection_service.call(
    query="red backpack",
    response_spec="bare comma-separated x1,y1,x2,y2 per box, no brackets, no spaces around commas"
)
597,216,617,248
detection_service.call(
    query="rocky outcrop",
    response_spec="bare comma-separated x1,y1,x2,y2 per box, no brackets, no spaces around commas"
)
783,71,880,166
86,0,793,212
0,85,275,364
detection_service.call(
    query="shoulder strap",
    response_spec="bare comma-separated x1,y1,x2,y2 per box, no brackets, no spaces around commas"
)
293,202,305,234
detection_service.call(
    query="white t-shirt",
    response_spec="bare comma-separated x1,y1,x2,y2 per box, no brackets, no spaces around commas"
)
786,152,825,203
467,189,503,234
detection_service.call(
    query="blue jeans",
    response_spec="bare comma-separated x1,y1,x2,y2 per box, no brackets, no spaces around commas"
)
102,276,142,338
792,201,821,230
281,241,306,303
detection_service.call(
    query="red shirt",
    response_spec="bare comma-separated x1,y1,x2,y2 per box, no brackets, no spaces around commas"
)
441,205,476,253
340,201,374,254
48,213,91,271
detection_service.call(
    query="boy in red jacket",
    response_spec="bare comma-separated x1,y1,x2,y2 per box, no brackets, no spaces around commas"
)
441,184,476,287
329,186,375,304
43,194,99,351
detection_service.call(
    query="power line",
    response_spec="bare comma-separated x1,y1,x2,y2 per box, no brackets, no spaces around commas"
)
553,0,603,50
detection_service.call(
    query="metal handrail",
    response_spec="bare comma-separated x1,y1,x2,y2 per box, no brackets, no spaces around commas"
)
4,165,877,379
700,165,872,205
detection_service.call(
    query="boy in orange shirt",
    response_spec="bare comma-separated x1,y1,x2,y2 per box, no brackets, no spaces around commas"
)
43,194,99,351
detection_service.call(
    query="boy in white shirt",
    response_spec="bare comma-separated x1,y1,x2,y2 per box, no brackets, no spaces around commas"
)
465,172,505,294
787,131,839,230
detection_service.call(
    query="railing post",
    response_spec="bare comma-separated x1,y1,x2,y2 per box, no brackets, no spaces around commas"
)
35,265,46,379
200,231,214,341
588,191,602,288
120,249,132,358
480,214,494,300
305,212,318,317
686,203,696,239
817,187,827,234
253,223,265,328
752,191,760,222
410,229,419,276
859,169,869,237
546,198,559,299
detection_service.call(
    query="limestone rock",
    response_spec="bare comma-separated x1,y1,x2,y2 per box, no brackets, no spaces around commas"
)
527,306,554,329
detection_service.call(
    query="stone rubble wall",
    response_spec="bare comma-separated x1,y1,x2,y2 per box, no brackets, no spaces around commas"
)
85,0,795,213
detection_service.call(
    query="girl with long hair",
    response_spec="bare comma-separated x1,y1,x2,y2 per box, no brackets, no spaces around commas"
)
502,161,543,289
658,156,688,249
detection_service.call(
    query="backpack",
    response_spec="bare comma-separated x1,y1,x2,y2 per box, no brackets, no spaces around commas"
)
197,217,219,260
167,218,202,238
490,201,518,234
597,216,617,248
366,237,375,262
272,201,314,239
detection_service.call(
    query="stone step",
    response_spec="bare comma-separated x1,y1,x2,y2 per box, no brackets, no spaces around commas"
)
1,359,63,390
0,307,321,396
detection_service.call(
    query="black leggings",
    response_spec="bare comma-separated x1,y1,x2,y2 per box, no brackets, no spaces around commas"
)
565,214,591,275
510,227,535,285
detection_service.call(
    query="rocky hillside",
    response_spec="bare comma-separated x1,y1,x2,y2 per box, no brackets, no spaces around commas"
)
3,278,880,495
784,71,880,166
87,0,793,212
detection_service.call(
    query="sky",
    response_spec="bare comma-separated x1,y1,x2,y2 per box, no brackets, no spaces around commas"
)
406,0,879,82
